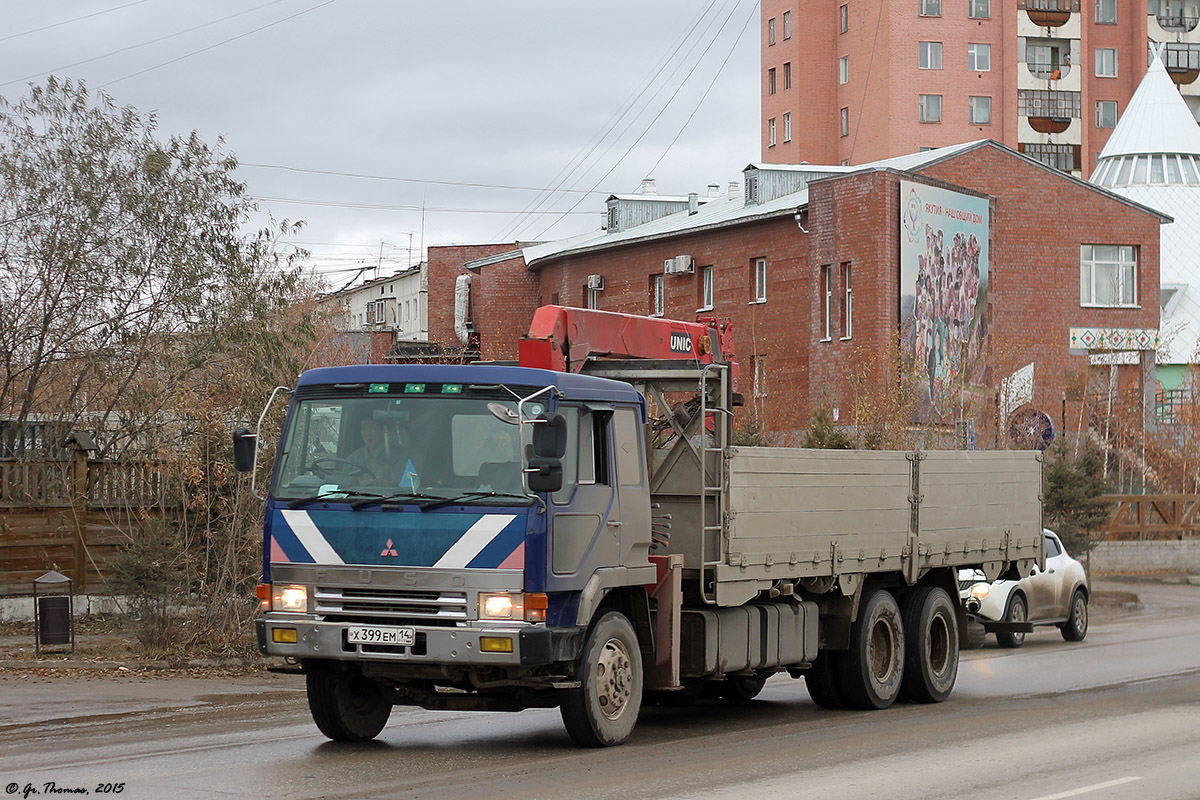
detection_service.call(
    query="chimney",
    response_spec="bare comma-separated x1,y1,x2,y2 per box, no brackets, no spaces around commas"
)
688,192,699,215
640,178,658,195
708,183,720,197
728,181,742,199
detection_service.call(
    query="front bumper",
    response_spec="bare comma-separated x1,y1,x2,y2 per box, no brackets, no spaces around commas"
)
256,616,557,666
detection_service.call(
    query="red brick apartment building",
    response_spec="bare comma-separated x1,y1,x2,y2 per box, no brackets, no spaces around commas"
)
424,141,1164,444
761,0,1200,178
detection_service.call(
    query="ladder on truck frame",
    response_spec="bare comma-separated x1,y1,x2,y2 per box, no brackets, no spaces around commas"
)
580,359,733,606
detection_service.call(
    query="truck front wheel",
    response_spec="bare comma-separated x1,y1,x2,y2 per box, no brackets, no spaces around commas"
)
306,668,392,742
837,589,904,710
560,611,643,747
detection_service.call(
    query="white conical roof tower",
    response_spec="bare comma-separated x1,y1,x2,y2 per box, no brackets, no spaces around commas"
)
1091,46,1200,366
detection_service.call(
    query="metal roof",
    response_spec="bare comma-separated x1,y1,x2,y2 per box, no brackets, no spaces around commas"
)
1099,48,1200,159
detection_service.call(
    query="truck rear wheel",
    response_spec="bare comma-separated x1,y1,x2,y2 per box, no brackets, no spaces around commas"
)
899,586,959,703
803,651,845,709
719,673,768,701
306,669,392,742
560,610,643,747
838,589,904,710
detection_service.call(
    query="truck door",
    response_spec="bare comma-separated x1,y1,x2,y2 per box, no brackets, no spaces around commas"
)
543,406,619,592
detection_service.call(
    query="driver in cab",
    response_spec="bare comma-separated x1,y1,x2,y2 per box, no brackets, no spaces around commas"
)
347,417,409,486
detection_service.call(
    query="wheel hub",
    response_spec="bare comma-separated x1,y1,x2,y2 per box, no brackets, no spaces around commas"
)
596,637,633,720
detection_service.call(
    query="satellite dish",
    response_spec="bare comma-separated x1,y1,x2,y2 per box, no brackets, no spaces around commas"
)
1008,407,1055,450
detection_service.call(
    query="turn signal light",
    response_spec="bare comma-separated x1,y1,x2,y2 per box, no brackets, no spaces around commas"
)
480,636,513,653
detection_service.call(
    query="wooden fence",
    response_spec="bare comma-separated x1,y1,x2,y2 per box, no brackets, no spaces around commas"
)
0,453,168,596
1099,494,1200,540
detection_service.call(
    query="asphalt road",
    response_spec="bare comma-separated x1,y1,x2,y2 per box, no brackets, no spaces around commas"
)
2,579,1198,800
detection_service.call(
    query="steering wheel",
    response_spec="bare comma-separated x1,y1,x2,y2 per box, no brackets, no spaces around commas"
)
310,457,376,479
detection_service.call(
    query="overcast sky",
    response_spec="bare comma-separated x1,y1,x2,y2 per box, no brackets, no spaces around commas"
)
0,1,761,286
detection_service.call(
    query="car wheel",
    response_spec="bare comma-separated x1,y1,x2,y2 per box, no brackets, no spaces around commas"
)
719,673,769,702
962,621,987,650
1060,589,1088,642
996,593,1027,649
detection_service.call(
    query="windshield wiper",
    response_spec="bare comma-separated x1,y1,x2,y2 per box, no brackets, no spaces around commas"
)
286,489,386,508
349,491,450,510
417,491,530,511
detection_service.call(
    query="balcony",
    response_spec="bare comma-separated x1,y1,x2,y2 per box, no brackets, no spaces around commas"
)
1156,11,1200,32
1019,0,1078,26
1019,89,1081,134
1027,60,1073,81
1162,42,1200,84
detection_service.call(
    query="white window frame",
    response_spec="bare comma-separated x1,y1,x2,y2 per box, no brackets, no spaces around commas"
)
769,67,777,95
1096,0,1116,23
840,107,849,136
820,265,832,342
1095,48,1117,77
1080,245,1137,307
754,258,768,303
970,96,991,124
839,55,849,84
769,17,776,45
784,62,791,89
969,0,990,18
920,0,941,17
653,274,665,316
840,4,848,32
967,43,991,72
1096,100,1117,128
699,265,714,311
919,41,943,70
783,112,792,142
784,11,791,39
841,263,853,340
586,287,600,310
919,94,942,123
769,117,777,146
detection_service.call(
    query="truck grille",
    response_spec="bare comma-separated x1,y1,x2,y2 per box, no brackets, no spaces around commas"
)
314,586,470,626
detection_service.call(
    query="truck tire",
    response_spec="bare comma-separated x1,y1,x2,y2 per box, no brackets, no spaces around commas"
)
720,673,769,702
560,610,643,747
837,589,904,710
1060,588,1088,642
803,652,845,709
996,593,1027,649
306,669,392,742
899,587,959,703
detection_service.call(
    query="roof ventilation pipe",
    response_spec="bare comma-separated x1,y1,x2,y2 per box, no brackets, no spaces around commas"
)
708,183,720,197
640,178,658,195
454,273,473,344
728,181,741,199
688,192,699,215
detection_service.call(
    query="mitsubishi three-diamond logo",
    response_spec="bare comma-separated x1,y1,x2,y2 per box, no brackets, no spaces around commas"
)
380,538,398,557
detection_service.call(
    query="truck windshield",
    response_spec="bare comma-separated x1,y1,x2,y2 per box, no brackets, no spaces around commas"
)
271,394,533,503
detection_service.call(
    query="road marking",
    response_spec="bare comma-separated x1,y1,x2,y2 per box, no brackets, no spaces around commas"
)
1027,777,1142,800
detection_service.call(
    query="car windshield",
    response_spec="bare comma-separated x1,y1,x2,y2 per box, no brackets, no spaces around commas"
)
271,393,536,504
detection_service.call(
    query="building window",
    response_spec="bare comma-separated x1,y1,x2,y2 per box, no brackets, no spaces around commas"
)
919,0,941,16
919,41,943,70
586,287,599,310
784,62,792,89
919,94,942,123
1022,143,1079,172
783,112,792,142
784,10,791,39
840,4,848,32
769,117,777,146
652,274,664,316
840,263,853,339
1018,89,1082,119
840,107,849,136
1095,0,1116,23
1096,48,1118,77
970,96,991,124
699,265,714,311
1096,100,1117,128
820,266,832,341
1080,245,1136,307
769,17,776,45
839,56,849,84
769,67,776,95
753,257,767,303
968,0,990,18
754,356,768,397
967,43,991,71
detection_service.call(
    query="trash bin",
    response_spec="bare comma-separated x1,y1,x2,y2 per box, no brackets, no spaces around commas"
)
33,570,75,654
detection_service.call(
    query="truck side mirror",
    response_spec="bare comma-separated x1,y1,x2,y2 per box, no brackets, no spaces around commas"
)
232,428,257,473
532,413,567,458
526,456,563,493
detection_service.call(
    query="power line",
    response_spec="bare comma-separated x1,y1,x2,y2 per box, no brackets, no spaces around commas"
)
0,0,157,44
249,195,596,215
239,162,601,195
100,0,339,89
2,0,289,89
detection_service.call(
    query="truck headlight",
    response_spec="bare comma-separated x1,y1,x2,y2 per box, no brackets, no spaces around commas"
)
970,583,990,600
273,584,308,613
478,592,548,622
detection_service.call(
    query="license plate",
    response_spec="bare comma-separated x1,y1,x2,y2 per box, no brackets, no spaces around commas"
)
346,625,415,646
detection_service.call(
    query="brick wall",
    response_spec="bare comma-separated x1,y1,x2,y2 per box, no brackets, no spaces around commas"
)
426,243,522,349
1091,540,1200,574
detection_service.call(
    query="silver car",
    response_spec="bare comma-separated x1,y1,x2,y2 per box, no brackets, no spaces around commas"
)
959,529,1089,648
